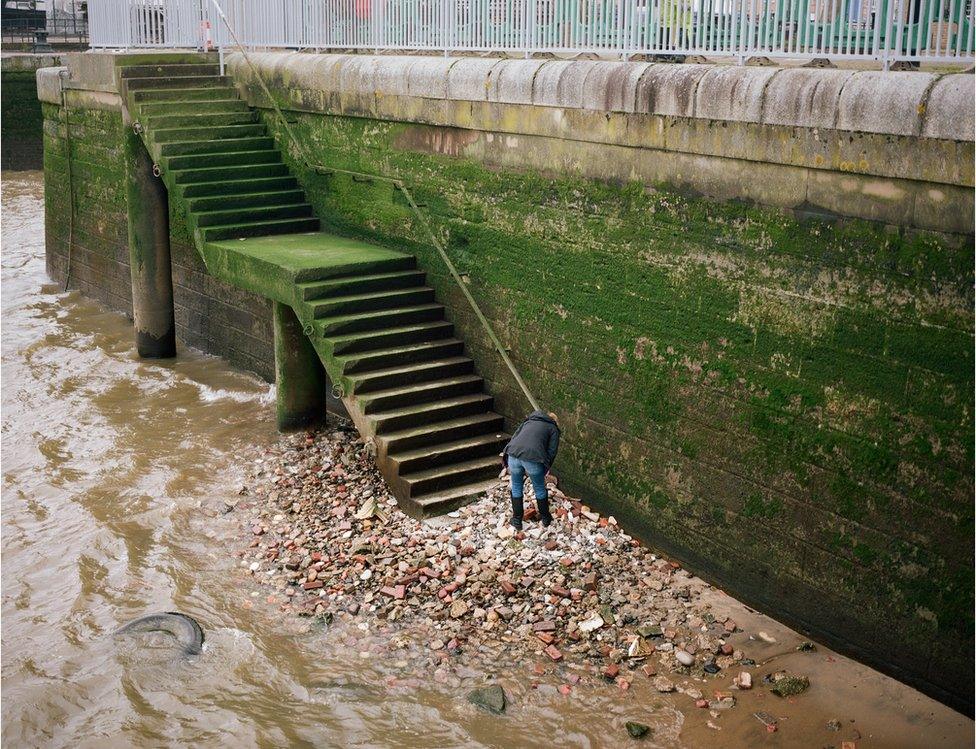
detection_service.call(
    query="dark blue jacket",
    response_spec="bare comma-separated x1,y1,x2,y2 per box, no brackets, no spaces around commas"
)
504,411,560,469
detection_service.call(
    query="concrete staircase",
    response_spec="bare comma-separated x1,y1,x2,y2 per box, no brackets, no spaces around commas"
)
119,57,508,517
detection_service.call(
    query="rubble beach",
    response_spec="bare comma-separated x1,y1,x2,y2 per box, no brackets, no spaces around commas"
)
225,421,972,747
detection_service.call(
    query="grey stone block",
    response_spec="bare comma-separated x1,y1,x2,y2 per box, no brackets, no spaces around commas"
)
634,64,709,117
761,68,855,129
695,65,780,123
446,57,500,101
836,70,936,136
921,74,975,142
487,59,547,104
373,56,414,96
406,57,457,99
580,61,650,112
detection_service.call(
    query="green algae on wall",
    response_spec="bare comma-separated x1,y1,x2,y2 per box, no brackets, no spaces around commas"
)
4,68,47,170
41,100,277,380
260,109,974,708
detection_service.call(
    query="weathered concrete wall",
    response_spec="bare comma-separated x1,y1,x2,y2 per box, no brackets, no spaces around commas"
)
41,52,974,712
2,54,60,170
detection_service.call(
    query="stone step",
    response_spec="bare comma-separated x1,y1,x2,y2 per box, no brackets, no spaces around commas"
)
338,338,464,374
158,136,275,157
298,269,427,301
124,64,508,521
179,176,300,198
379,412,505,454
358,374,483,415
187,189,307,213
316,303,443,336
193,203,314,228
151,123,267,143
146,110,259,130
131,86,238,102
200,217,320,242
124,75,233,90
410,478,502,518
138,98,247,117
172,162,290,185
400,455,501,497
165,149,283,171
347,356,474,395
309,286,435,318
390,432,508,475
121,62,221,79
325,320,455,356
368,391,492,433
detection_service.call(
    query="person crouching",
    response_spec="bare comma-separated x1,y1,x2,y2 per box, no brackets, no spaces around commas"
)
503,410,560,530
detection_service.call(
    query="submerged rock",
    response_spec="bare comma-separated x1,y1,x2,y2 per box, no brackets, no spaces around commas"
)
769,673,810,697
467,684,507,714
625,721,651,738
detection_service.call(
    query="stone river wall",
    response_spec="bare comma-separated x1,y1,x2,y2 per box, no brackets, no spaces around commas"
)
2,54,61,170
38,52,974,712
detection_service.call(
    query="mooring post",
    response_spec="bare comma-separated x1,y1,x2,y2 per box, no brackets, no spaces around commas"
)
273,301,328,431
123,130,176,358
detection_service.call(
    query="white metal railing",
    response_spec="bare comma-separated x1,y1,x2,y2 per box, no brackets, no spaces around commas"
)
87,0,975,68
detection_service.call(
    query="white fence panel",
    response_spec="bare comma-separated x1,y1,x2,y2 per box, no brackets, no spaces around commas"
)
86,0,975,67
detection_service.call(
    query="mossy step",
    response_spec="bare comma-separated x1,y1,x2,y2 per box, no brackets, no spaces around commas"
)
316,303,443,336
158,136,275,157
187,189,307,212
347,356,474,395
298,269,427,301
410,478,501,517
338,338,464,374
172,162,289,185
150,123,267,143
390,433,508,475
124,75,233,90
379,412,505,454
146,111,258,129
193,203,313,228
165,149,283,171
179,176,299,198
200,217,320,242
369,392,494,435
120,63,221,79
309,286,435,317
358,374,484,414
139,99,248,117
132,86,238,102
325,320,454,356
400,456,500,497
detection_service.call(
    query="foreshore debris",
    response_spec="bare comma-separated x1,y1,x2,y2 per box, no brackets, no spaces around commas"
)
232,426,817,721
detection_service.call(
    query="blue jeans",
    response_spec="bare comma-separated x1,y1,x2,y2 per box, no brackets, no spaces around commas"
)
508,456,551,521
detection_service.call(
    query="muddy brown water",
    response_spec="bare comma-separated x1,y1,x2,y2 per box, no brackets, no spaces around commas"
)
2,171,972,748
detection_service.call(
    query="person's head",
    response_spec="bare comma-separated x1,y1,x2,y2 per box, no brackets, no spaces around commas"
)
548,411,558,423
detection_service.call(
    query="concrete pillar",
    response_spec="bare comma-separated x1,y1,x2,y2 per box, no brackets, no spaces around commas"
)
124,130,176,358
273,301,328,431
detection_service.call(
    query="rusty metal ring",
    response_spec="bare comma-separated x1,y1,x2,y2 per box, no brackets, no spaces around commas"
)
152,163,161,178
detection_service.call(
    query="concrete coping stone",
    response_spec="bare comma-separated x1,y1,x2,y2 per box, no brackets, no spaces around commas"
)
835,70,937,137
36,66,66,104
760,67,856,130
921,74,975,142
1,53,61,73
105,50,976,142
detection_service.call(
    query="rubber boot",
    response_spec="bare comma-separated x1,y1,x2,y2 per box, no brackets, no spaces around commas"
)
510,494,524,530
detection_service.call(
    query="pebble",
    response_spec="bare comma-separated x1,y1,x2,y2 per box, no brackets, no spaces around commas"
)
234,426,758,712
675,650,695,666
